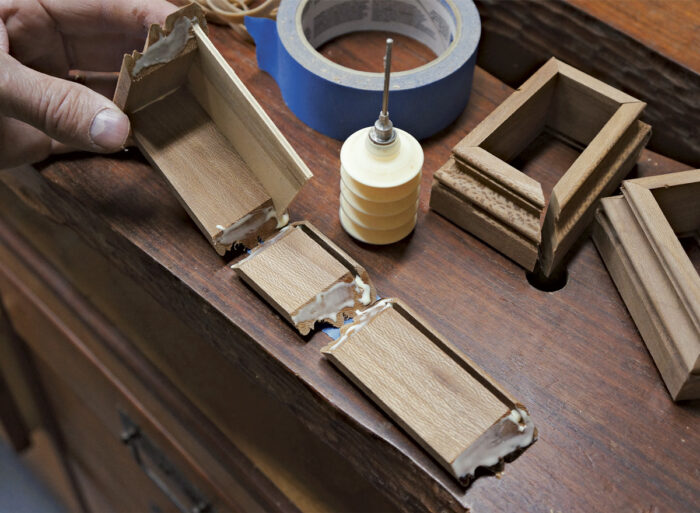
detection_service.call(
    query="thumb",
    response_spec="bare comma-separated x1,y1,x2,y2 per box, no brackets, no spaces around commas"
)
0,52,129,152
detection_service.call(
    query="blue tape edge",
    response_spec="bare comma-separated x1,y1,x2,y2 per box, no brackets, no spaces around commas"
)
245,13,479,141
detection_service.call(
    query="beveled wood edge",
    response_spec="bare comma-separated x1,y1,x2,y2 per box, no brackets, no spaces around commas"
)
554,58,640,105
539,120,651,276
459,57,559,148
321,297,534,484
624,168,700,190
454,147,545,210
391,299,519,408
552,102,645,213
322,298,518,408
623,180,700,370
295,221,374,289
593,199,700,400
191,23,313,213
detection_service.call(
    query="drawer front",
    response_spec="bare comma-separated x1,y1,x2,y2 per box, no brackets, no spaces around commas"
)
34,358,210,513
0,245,285,513
0,272,231,513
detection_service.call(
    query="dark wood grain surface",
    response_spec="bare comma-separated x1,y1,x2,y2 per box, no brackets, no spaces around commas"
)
1,19,699,513
475,0,700,168
569,0,700,72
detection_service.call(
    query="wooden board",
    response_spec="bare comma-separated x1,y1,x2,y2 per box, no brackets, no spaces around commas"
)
189,24,312,215
322,299,535,485
474,0,700,167
131,87,276,252
233,222,376,335
114,4,312,255
593,170,700,400
431,57,649,276
1,24,698,512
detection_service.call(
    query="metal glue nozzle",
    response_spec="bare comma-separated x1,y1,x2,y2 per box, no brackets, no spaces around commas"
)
369,38,396,145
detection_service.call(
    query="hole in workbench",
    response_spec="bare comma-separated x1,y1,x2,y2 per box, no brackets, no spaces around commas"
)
317,31,437,73
526,261,568,292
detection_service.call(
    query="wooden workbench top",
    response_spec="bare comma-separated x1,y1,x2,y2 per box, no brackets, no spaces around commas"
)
1,21,698,513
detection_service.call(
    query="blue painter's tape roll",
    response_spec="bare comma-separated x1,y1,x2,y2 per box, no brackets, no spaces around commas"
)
246,0,480,140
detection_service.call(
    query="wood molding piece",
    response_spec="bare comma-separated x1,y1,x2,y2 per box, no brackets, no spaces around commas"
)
322,299,536,486
592,170,700,401
474,0,700,166
233,222,376,335
431,57,649,274
432,160,541,270
130,88,277,252
114,4,312,255
540,119,651,275
189,24,311,215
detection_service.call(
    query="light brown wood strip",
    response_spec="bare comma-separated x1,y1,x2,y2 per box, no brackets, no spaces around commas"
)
132,87,272,241
235,227,350,315
325,305,513,469
191,24,312,214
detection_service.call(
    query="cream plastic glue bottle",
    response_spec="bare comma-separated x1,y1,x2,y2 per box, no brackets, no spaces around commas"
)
339,39,423,245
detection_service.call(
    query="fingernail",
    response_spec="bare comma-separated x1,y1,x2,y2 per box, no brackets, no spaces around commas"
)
90,108,129,151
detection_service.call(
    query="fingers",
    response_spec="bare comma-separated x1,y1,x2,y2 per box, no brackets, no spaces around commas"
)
0,117,53,168
2,1,177,73
53,0,177,71
0,17,8,53
69,70,120,99
0,52,129,153
40,0,176,37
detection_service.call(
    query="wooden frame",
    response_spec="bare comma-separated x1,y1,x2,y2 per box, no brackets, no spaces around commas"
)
431,57,650,275
593,169,700,401
322,298,537,486
114,4,312,255
233,222,376,335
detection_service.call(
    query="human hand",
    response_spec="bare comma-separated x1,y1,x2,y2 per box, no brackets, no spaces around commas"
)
0,0,176,168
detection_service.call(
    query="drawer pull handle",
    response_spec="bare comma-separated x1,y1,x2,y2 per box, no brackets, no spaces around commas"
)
119,411,212,513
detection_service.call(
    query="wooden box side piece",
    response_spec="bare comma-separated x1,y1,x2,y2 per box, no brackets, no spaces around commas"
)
188,24,312,215
629,170,700,234
431,57,648,275
130,88,275,253
233,222,376,335
593,170,700,400
322,299,536,485
114,4,311,255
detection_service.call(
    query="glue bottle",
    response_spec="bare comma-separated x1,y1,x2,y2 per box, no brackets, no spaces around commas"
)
339,39,423,245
